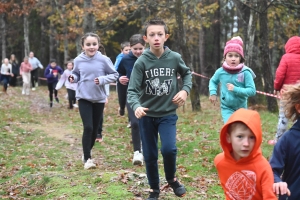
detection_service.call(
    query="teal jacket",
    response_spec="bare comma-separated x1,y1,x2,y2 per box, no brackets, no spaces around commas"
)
127,48,192,117
209,66,256,110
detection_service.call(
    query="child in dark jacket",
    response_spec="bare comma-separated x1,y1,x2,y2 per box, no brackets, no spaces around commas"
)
269,83,300,199
44,59,63,107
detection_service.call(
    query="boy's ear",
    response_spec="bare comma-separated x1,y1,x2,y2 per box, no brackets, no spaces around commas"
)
165,34,170,41
143,35,148,43
226,133,231,143
295,104,300,113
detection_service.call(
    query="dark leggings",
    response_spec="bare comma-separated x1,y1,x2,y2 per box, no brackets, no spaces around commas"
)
126,102,141,152
47,81,58,102
67,89,76,109
117,82,128,111
31,68,38,88
78,99,105,161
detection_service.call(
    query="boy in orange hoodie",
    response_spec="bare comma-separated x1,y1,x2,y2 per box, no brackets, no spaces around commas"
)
214,108,277,199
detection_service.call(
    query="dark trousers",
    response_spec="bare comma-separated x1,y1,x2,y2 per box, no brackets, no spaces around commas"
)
67,89,76,109
9,74,18,86
126,102,141,152
78,99,104,161
139,114,178,190
31,68,38,88
47,81,58,102
1,75,10,91
97,114,104,139
117,82,128,111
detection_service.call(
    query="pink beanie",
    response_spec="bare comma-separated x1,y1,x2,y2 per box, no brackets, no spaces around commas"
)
223,36,244,58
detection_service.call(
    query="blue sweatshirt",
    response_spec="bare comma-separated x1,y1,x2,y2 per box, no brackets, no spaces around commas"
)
71,51,118,103
209,66,256,110
114,53,124,70
117,51,137,82
269,118,300,200
44,65,63,83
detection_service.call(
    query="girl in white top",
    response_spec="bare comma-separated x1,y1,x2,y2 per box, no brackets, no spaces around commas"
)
1,58,14,93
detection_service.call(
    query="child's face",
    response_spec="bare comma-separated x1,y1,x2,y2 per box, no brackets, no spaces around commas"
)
24,58,28,63
225,52,241,67
131,43,145,58
66,63,73,70
82,36,99,57
143,25,169,51
50,62,57,68
122,46,131,55
226,124,255,161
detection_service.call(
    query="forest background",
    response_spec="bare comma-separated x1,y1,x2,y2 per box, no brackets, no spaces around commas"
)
0,0,300,112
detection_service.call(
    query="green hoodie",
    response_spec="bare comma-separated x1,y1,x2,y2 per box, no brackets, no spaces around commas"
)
127,48,192,117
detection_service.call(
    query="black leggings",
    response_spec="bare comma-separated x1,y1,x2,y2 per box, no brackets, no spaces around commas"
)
67,89,76,109
31,68,38,88
47,81,58,102
126,102,141,152
117,82,128,111
78,99,105,161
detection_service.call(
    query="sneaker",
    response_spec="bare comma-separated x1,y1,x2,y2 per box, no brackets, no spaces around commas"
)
22,90,25,95
84,159,96,169
127,123,131,128
147,189,160,200
118,108,125,116
50,102,53,107
73,104,78,108
168,179,186,197
32,87,36,91
55,97,59,103
132,151,143,165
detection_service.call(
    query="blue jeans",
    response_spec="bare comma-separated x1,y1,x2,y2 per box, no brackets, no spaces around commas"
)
139,114,178,190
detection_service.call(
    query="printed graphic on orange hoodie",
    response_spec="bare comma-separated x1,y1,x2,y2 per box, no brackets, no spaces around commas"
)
214,108,277,200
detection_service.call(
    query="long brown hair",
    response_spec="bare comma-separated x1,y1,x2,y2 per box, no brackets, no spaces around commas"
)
282,83,300,121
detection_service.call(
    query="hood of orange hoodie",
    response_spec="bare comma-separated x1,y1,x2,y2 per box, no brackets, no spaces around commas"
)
220,108,262,164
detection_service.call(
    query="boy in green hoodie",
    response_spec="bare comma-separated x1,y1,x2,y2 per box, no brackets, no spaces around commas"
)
127,18,192,200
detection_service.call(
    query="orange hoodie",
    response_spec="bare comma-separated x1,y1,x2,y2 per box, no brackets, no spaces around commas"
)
214,108,277,200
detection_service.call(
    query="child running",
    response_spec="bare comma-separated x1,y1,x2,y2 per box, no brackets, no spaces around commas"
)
269,36,300,145
44,59,63,108
19,57,32,95
209,36,256,123
55,60,78,109
117,34,145,165
269,83,300,199
69,32,118,170
127,18,192,199
0,58,14,94
214,108,277,199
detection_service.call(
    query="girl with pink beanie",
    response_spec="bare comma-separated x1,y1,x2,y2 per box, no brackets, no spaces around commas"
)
209,36,256,123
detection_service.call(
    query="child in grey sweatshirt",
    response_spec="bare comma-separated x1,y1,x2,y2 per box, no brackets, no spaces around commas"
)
69,32,118,169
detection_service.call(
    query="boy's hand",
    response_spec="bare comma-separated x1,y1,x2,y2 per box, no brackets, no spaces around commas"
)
135,107,149,119
226,83,234,91
172,90,187,107
94,77,99,85
273,182,291,196
68,75,74,83
119,76,129,85
209,95,217,105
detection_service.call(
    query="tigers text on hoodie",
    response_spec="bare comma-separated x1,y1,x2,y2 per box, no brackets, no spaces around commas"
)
71,51,118,103
214,108,277,200
127,48,192,117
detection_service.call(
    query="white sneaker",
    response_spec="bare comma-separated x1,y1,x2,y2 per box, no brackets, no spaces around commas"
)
22,90,25,95
132,151,144,165
84,159,96,169
73,104,78,108
127,123,131,128
32,87,36,91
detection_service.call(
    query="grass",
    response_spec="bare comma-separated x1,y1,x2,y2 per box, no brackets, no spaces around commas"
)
0,86,279,199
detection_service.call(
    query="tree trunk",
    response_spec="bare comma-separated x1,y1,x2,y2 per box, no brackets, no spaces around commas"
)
199,27,208,95
175,0,201,111
259,0,278,112
1,14,6,59
49,21,57,60
24,15,30,57
83,0,95,33
62,5,68,64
